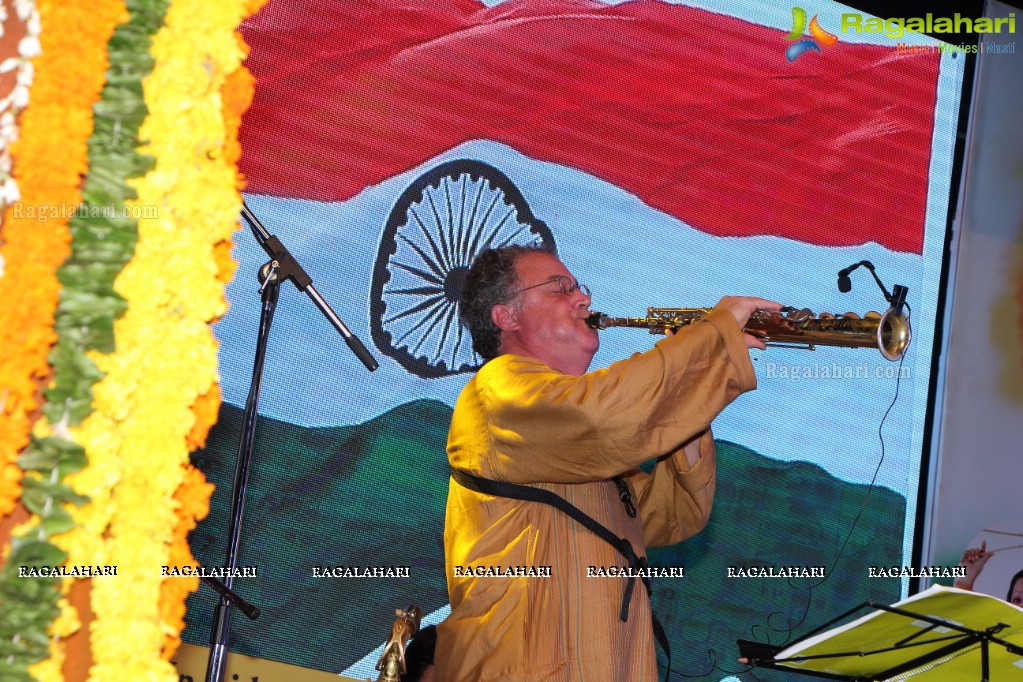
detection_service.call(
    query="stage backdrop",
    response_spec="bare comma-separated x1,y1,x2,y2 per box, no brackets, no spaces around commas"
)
182,1,967,680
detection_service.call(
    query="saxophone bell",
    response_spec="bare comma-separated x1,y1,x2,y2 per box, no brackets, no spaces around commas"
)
874,305,912,362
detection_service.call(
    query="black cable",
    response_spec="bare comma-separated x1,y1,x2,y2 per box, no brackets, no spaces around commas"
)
764,351,908,647
688,349,909,678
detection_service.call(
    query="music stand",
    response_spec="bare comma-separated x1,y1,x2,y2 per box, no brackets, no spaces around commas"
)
738,585,1023,681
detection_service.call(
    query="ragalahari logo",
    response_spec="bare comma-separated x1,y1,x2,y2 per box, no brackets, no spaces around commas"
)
785,7,839,61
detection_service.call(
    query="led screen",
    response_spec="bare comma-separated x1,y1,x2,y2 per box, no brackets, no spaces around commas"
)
183,1,967,679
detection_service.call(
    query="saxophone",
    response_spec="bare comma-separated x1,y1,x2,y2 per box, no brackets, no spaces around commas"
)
374,605,422,682
586,304,911,362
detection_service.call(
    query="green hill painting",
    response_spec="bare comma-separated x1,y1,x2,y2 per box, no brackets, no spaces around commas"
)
183,400,903,680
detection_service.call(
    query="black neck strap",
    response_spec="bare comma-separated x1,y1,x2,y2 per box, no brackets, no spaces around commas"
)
449,467,672,682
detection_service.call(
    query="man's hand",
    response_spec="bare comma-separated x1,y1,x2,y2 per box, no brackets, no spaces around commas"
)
713,296,783,350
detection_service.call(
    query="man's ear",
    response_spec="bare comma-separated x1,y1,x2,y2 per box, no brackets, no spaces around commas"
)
491,303,518,332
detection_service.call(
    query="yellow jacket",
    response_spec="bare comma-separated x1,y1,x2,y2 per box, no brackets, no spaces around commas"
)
437,309,757,681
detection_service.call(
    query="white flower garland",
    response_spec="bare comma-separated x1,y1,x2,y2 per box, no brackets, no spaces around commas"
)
0,0,41,219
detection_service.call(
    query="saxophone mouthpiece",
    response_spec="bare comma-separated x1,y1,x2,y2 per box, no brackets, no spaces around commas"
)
586,311,608,330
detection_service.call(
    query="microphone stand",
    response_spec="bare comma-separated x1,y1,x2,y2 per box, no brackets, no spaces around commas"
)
200,575,260,621
239,203,379,372
204,202,378,682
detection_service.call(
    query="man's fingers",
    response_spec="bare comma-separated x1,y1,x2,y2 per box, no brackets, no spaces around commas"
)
747,297,784,312
745,333,767,351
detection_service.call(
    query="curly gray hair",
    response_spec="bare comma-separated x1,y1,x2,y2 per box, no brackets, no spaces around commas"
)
460,244,556,361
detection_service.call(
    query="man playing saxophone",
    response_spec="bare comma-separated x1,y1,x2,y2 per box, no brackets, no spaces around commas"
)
436,243,780,681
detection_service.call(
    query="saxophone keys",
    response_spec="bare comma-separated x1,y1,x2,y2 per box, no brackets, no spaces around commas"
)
788,307,814,323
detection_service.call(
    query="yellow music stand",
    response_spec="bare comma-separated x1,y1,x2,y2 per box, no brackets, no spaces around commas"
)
739,585,1023,681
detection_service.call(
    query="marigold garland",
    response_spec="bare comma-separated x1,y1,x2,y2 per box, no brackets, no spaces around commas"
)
57,0,265,676
3,0,265,677
0,0,117,523
155,19,261,660
0,1,125,680
159,464,214,658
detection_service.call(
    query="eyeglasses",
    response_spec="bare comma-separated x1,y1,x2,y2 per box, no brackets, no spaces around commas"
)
512,275,591,298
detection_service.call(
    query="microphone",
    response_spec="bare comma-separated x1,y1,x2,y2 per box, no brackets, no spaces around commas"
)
837,260,902,310
838,260,883,295
837,261,869,293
